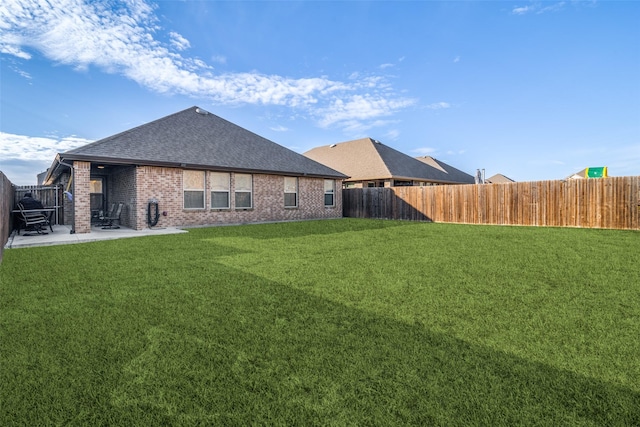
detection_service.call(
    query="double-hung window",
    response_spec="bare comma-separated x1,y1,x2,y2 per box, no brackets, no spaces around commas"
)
284,177,298,208
235,173,253,209
183,170,205,209
210,172,230,209
324,179,335,207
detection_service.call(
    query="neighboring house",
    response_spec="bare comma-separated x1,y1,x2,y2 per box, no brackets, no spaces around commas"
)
44,106,347,234
567,167,608,180
414,156,477,184
567,169,588,180
485,173,515,184
303,138,475,188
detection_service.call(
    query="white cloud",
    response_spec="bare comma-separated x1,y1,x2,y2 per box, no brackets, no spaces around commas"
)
412,147,437,156
384,129,400,140
426,102,451,110
0,132,91,162
169,31,190,51
270,125,289,132
512,5,535,15
0,132,92,185
211,54,226,64
317,95,415,129
0,0,415,134
512,2,566,15
379,63,394,69
453,56,460,63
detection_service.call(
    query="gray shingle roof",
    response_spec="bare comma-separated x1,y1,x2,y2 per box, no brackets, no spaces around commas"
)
414,156,476,184
60,106,346,178
304,138,474,184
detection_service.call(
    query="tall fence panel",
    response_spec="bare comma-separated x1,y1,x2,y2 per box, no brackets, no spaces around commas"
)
1,172,16,263
343,176,640,230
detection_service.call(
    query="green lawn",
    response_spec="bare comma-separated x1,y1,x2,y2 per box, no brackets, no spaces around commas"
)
1,219,639,426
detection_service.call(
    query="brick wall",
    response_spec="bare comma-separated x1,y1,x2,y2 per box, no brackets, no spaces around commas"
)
73,161,91,233
133,166,342,230
109,166,137,228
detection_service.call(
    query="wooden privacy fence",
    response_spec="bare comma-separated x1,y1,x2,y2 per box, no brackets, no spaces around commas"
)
1,172,16,263
343,176,640,230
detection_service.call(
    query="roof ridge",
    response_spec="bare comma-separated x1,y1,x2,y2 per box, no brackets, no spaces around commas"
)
368,138,395,178
66,106,199,154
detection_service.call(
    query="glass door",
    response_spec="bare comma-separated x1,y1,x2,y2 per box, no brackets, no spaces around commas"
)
90,178,105,223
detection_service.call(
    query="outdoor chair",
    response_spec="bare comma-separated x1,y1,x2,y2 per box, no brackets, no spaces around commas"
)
16,202,52,235
99,202,123,229
96,203,114,224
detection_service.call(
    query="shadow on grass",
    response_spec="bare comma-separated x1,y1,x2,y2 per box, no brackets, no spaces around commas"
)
2,256,638,426
186,218,417,241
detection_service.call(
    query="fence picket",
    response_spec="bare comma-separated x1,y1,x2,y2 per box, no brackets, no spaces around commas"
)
343,177,640,230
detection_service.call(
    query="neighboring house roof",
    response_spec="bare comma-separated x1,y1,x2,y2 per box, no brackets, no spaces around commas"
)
485,173,515,184
303,138,474,184
414,156,476,184
567,169,587,179
48,106,346,180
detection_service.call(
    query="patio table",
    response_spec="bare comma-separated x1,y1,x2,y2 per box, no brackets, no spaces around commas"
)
12,208,56,235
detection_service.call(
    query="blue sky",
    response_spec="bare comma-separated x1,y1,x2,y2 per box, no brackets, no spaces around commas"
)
1,0,638,185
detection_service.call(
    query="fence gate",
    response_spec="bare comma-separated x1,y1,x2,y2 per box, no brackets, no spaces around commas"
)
14,185,63,225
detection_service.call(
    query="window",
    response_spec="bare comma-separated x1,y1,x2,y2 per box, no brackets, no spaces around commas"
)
183,170,205,209
235,173,253,209
210,172,230,209
324,179,335,207
284,177,298,208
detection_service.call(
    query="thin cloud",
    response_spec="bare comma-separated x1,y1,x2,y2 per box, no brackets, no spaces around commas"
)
169,32,190,51
412,147,437,156
0,0,415,133
0,131,93,184
426,102,451,110
0,132,92,162
270,125,289,132
512,5,535,15
384,129,400,140
512,2,566,15
211,54,227,65
317,95,415,129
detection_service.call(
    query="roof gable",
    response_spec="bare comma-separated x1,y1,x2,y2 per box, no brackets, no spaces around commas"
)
485,173,516,183
415,156,475,184
61,106,346,178
304,138,474,184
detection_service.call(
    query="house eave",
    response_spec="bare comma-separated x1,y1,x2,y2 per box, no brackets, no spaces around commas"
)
58,153,348,180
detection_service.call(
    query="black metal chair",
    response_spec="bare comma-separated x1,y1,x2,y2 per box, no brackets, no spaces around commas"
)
16,202,52,235
99,203,123,229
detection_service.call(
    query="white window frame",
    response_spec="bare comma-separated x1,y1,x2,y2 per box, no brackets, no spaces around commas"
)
284,177,298,208
183,170,205,209
210,172,230,209
234,173,253,209
324,179,335,207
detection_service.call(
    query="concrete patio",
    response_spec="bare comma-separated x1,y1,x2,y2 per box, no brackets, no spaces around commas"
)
5,224,188,249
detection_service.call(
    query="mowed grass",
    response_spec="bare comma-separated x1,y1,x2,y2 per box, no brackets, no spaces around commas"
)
1,218,639,426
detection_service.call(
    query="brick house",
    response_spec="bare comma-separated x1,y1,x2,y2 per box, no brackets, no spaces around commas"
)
44,106,347,234
304,138,475,188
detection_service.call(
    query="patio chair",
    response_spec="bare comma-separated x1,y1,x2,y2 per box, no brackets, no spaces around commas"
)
99,202,123,229
16,202,52,235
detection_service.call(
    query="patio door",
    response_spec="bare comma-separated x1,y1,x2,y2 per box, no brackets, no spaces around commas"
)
90,178,105,222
